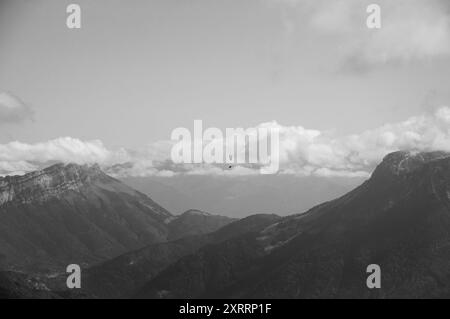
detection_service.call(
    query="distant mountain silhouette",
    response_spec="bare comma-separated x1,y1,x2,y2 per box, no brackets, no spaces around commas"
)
120,174,363,218
167,209,236,241
136,151,450,298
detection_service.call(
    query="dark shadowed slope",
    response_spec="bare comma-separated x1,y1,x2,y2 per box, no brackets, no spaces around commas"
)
79,214,280,298
167,209,236,241
137,151,450,299
0,163,172,272
0,271,61,299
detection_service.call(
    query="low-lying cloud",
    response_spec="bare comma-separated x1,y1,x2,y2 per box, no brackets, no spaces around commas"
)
0,107,449,178
0,137,128,176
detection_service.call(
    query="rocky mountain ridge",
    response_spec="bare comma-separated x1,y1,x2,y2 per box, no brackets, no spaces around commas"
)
0,164,105,206
0,163,238,273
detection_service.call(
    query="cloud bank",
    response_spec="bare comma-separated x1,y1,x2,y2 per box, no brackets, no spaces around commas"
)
2,107,449,178
0,137,129,176
272,106,450,177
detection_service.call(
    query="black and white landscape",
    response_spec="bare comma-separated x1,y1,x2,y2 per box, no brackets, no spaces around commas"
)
1,0,450,299
1,150,450,298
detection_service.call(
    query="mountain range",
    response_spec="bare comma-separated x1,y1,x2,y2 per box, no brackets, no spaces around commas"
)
0,164,233,273
136,151,450,298
1,150,450,298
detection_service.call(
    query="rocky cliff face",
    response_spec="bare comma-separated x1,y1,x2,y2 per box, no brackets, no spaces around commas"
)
372,150,450,177
0,163,173,272
0,164,105,206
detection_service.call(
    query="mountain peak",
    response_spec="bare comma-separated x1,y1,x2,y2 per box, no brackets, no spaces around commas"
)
0,162,107,206
0,162,174,271
181,209,212,217
43,162,104,179
372,150,450,177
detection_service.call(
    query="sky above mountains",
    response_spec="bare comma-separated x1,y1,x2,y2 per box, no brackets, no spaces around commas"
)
0,0,449,176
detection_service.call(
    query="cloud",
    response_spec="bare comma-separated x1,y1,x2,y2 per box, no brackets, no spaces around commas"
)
267,0,450,69
351,0,450,66
0,92,34,124
0,161,38,177
257,106,450,177
1,106,450,178
105,106,450,178
0,137,129,175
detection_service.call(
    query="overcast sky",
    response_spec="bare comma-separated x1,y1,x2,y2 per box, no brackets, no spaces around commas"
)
0,0,449,176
